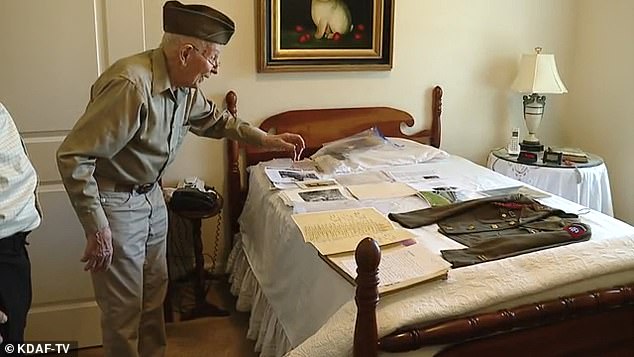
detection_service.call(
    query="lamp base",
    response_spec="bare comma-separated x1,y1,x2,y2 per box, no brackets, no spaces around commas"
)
520,140,544,152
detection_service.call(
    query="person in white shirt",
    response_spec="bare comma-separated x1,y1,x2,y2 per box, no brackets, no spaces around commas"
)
0,102,41,346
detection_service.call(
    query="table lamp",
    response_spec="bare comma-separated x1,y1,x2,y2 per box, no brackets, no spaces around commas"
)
511,47,567,152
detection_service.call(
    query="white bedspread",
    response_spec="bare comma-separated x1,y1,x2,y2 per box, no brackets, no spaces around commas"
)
289,235,634,356
237,155,634,357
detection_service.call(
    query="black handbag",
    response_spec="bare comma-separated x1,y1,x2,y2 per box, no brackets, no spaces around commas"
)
169,187,222,218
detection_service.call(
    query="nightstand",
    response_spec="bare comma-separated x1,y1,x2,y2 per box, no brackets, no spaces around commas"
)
487,148,613,216
164,190,228,322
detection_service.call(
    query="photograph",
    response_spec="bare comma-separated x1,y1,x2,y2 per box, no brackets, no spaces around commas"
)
257,0,394,72
297,179,339,189
298,188,349,202
279,170,320,181
265,167,322,184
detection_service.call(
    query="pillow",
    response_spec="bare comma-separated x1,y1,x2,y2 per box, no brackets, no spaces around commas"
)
344,137,449,169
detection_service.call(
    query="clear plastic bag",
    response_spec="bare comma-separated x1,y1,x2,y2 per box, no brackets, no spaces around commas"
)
311,127,389,158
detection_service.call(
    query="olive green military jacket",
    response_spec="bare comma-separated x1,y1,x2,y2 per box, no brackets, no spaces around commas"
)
388,194,591,267
57,49,266,234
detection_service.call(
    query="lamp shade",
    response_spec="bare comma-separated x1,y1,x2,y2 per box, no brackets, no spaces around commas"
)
511,48,567,94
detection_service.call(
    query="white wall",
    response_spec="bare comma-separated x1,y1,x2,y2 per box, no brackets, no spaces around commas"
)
565,0,634,224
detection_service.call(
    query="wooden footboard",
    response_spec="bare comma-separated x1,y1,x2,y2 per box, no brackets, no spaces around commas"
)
354,238,634,356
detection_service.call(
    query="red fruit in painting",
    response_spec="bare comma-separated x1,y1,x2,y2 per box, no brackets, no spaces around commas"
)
357,24,365,31
354,33,363,40
304,33,311,41
295,25,304,32
332,32,342,41
298,34,308,43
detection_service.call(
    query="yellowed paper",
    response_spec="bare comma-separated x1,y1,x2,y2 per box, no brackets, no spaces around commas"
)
346,182,417,200
330,242,451,294
291,207,415,255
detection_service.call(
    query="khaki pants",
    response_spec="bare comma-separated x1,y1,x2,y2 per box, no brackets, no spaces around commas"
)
92,184,168,357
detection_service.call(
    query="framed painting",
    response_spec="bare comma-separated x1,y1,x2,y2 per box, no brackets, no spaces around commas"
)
256,0,394,72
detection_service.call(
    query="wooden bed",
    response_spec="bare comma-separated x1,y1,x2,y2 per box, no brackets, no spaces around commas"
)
224,87,634,356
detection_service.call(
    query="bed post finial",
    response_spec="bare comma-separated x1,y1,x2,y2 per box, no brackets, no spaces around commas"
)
226,90,238,116
431,86,442,148
225,90,241,236
354,237,381,357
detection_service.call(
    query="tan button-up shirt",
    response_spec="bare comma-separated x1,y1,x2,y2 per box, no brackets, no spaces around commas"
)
57,48,266,234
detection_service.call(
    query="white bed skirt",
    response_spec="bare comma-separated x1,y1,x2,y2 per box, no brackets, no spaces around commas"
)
226,234,292,357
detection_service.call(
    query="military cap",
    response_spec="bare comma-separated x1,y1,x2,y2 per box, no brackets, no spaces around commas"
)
163,1,235,45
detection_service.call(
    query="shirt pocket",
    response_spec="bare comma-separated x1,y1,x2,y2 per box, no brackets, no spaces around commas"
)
99,191,132,208
176,123,191,147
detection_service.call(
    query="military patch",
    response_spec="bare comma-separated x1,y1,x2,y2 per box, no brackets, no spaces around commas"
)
401,238,417,246
564,223,587,239
493,202,526,210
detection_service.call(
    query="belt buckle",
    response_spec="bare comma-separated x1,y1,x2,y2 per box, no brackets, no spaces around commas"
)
136,183,154,194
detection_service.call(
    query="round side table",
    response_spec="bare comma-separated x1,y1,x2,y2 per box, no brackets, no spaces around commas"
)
165,191,227,321
487,148,613,216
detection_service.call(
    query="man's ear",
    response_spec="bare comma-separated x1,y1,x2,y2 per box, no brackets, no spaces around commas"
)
179,45,194,66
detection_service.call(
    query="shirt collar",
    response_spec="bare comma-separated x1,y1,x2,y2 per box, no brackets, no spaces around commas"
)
151,49,173,97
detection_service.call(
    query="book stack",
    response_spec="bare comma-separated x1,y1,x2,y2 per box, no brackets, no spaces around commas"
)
548,147,589,163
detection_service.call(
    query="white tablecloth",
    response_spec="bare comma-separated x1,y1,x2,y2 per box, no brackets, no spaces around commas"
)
487,152,613,216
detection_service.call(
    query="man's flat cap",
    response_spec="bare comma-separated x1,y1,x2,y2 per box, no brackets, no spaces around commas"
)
163,1,235,45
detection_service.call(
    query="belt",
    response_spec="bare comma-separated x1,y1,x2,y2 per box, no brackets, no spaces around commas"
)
97,178,156,194
0,231,29,250
116,183,155,194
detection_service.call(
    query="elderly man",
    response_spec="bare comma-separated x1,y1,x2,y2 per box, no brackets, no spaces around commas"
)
0,102,41,346
56,2,304,356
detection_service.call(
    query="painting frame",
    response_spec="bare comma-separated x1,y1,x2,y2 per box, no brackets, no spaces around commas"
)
256,0,394,73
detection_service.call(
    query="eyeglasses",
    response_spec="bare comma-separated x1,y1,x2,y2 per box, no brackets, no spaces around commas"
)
189,44,220,67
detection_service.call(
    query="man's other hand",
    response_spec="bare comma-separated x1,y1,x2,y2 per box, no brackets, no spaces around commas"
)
262,133,306,160
81,226,113,272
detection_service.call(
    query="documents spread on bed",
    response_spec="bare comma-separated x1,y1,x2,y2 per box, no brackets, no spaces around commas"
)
326,241,451,295
290,207,415,255
260,136,565,298
264,167,322,189
279,186,354,206
291,206,449,293
345,182,417,200
263,160,481,207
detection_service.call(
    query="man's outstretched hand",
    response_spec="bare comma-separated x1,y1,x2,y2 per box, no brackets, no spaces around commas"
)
262,133,306,160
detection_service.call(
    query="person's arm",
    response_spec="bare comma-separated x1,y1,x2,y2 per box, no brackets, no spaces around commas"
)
57,78,142,271
57,78,143,234
187,89,305,159
0,309,7,344
0,103,42,235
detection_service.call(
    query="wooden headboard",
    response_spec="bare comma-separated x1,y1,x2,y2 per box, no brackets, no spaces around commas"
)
225,86,443,236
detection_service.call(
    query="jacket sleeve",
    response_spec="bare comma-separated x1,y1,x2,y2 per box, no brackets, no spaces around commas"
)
186,88,267,145
56,78,144,234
